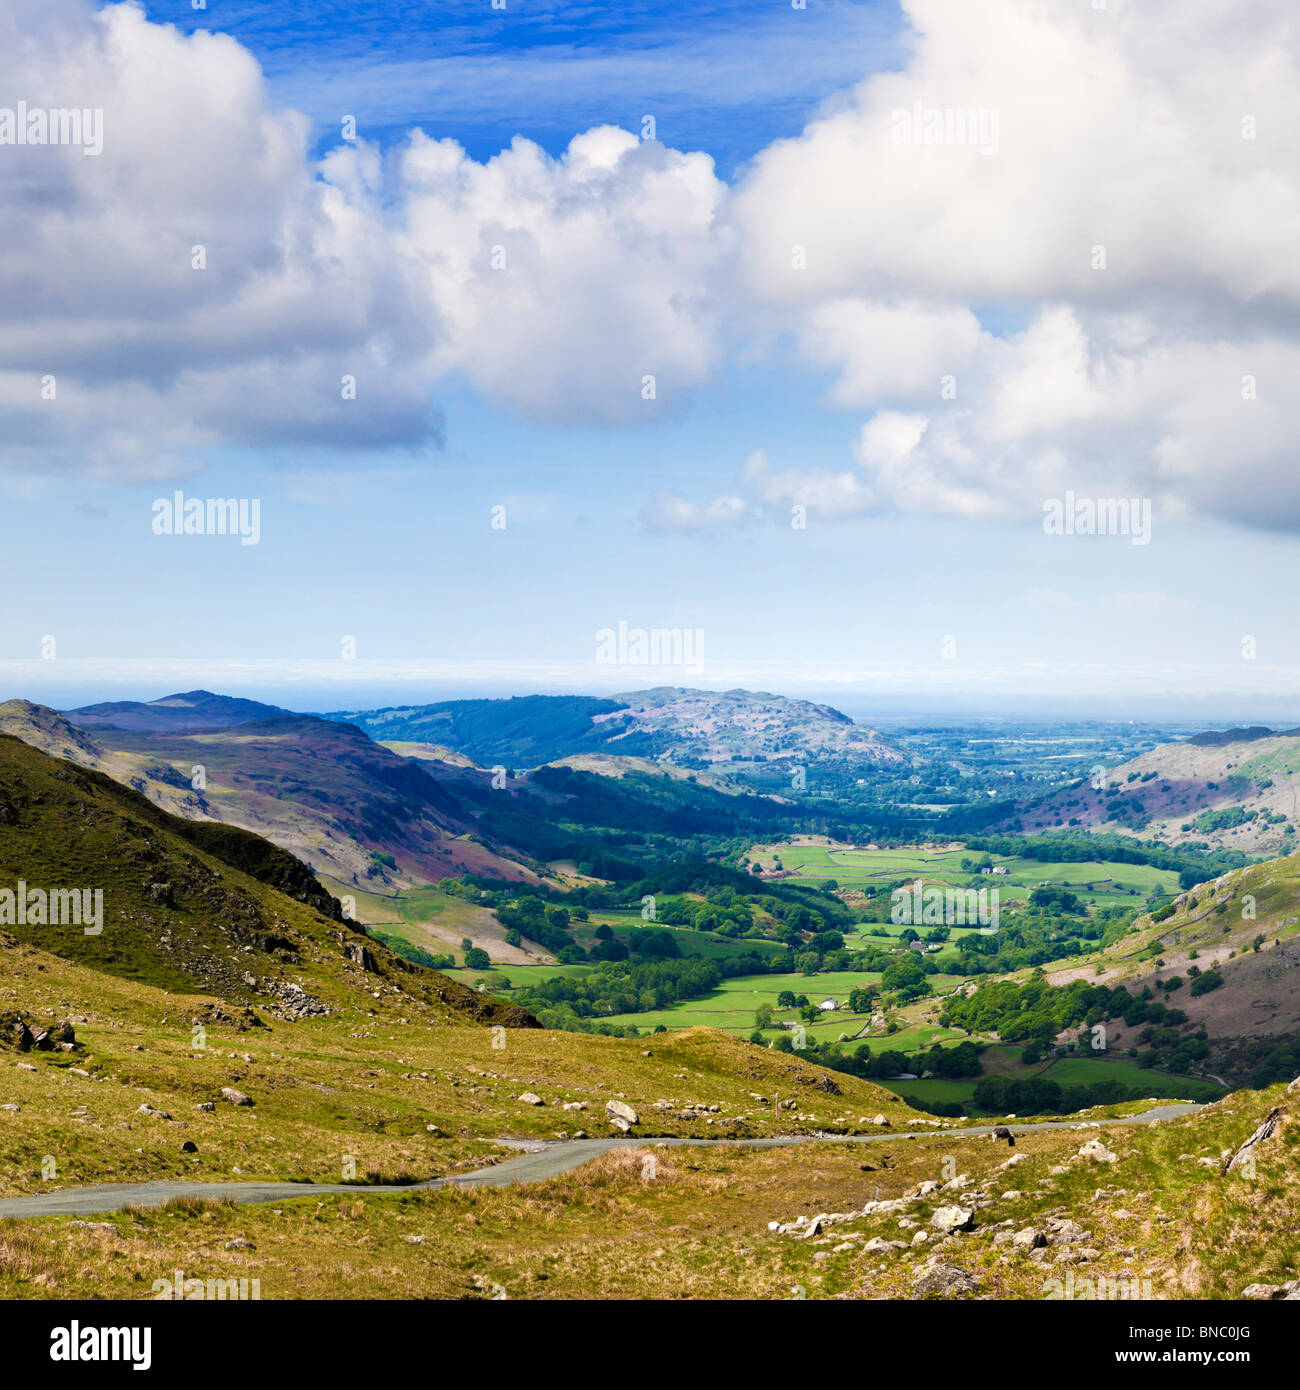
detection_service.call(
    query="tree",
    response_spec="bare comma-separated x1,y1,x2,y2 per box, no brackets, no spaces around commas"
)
464,947,491,970
848,986,876,1014
754,1004,775,1030
881,954,929,1001
777,990,797,1008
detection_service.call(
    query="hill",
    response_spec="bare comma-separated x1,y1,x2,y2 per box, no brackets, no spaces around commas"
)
0,700,539,891
1010,725,1300,856
1038,847,1300,1083
66,689,289,732
327,688,904,777
0,730,531,1028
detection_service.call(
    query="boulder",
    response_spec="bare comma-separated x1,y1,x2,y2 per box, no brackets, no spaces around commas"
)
343,941,377,971
1012,1227,1047,1250
605,1099,638,1125
1226,1107,1284,1172
137,1103,172,1120
219,1087,253,1106
0,1012,34,1051
1077,1139,1118,1164
912,1262,980,1298
930,1205,973,1234
517,1092,544,1106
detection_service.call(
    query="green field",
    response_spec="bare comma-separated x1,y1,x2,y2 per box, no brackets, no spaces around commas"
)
767,841,1180,907
589,970,966,1043
442,963,598,987
1036,1055,1222,1099
874,1053,1225,1112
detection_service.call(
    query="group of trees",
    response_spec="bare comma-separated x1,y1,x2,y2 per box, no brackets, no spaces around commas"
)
941,974,1214,1075
514,953,765,1028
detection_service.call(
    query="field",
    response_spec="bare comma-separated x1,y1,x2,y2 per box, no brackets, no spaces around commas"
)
874,1052,1225,1112
761,841,1181,908
589,971,966,1043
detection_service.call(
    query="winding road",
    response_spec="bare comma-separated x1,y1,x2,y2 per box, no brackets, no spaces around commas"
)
0,1103,1201,1219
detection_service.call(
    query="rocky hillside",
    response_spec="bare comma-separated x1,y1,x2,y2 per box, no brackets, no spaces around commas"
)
1013,725,1300,855
329,687,904,777
0,732,534,1028
1044,849,1300,1080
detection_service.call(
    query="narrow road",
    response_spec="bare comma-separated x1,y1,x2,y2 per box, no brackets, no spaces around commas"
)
0,1103,1201,1219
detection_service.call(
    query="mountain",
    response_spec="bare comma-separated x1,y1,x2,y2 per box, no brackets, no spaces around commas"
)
0,699,540,890
1009,725,1300,855
0,731,532,1027
66,689,289,732
328,687,904,775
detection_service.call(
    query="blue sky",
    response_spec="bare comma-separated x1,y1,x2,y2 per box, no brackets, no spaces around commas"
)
144,0,903,174
3,0,1299,720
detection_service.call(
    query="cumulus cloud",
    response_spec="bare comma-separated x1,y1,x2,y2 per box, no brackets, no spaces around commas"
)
725,0,1300,530
641,450,876,532
0,1,729,476
0,0,444,477
398,125,729,425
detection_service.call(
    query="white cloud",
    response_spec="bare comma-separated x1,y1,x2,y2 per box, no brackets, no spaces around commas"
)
0,0,443,478
397,126,729,424
727,0,1300,531
0,1,729,475
640,488,752,534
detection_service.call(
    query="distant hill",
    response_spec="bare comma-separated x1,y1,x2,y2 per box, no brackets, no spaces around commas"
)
0,731,533,1027
328,687,903,776
0,699,540,891
1008,726,1300,856
66,689,289,732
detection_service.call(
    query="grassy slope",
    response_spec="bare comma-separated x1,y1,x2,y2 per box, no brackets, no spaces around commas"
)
1045,849,1300,1047
6,1079,1296,1300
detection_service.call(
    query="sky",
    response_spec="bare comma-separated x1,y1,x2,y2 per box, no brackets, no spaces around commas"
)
3,0,1300,720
